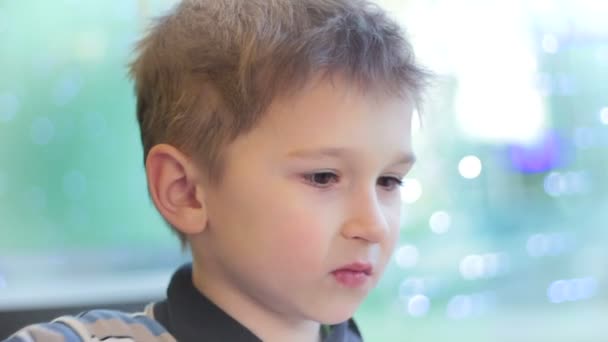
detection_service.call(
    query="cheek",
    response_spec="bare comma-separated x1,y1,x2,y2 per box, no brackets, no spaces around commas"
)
260,200,334,270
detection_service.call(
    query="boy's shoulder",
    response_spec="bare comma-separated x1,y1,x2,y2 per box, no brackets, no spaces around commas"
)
4,263,364,342
4,305,175,342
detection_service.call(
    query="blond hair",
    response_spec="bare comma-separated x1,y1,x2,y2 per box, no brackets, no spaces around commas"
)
129,0,429,243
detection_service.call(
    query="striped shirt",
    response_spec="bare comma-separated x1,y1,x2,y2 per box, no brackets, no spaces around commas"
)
3,305,174,342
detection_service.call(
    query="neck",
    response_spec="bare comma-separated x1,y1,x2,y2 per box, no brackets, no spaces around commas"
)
191,258,322,342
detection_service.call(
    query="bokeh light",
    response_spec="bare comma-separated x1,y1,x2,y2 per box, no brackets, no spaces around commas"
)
600,107,608,125
446,291,496,319
458,155,482,179
399,277,426,298
547,277,598,304
429,211,451,235
507,132,565,173
459,253,509,280
542,34,559,54
543,171,591,197
400,178,423,204
407,294,431,317
395,244,420,269
446,295,473,319
526,232,573,257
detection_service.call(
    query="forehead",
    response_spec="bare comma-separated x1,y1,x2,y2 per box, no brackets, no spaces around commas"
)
260,77,414,143
212,76,416,175
217,77,416,183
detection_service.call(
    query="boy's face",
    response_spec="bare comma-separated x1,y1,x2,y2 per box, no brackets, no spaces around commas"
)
195,77,414,324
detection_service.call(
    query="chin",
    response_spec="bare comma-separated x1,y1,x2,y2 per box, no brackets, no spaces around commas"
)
313,301,361,325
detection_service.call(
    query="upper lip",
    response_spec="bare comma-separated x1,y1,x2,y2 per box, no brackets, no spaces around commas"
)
332,262,373,276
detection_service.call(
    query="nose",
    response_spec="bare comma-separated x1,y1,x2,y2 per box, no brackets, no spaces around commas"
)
340,188,391,244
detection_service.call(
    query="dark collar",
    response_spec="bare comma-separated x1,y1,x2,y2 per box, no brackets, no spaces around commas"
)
153,263,363,342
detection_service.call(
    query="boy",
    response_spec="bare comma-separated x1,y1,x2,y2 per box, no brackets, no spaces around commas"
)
4,0,428,341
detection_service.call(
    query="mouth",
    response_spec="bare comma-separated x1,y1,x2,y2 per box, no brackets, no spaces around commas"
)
331,262,373,288
333,262,373,275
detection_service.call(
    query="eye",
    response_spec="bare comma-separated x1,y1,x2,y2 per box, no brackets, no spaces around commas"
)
302,172,340,188
377,176,403,191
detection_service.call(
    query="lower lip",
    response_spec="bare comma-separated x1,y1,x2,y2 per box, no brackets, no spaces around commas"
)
332,270,370,288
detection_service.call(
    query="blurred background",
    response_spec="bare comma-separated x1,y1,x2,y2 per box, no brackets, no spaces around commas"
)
0,0,606,341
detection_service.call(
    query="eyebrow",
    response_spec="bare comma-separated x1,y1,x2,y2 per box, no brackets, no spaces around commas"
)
286,147,416,166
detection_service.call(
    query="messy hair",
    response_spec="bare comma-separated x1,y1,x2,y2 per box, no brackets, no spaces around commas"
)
129,0,430,244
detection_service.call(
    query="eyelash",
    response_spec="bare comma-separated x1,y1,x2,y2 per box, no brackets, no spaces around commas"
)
302,172,403,191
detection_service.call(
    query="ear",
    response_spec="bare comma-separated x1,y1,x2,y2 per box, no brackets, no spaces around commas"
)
145,144,207,236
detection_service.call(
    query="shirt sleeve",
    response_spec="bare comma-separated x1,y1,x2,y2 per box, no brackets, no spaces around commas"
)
3,321,80,342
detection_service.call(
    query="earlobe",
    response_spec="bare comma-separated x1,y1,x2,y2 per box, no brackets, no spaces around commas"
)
145,144,208,236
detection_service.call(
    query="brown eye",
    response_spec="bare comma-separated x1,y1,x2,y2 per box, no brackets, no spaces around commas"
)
303,172,339,187
378,176,403,191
